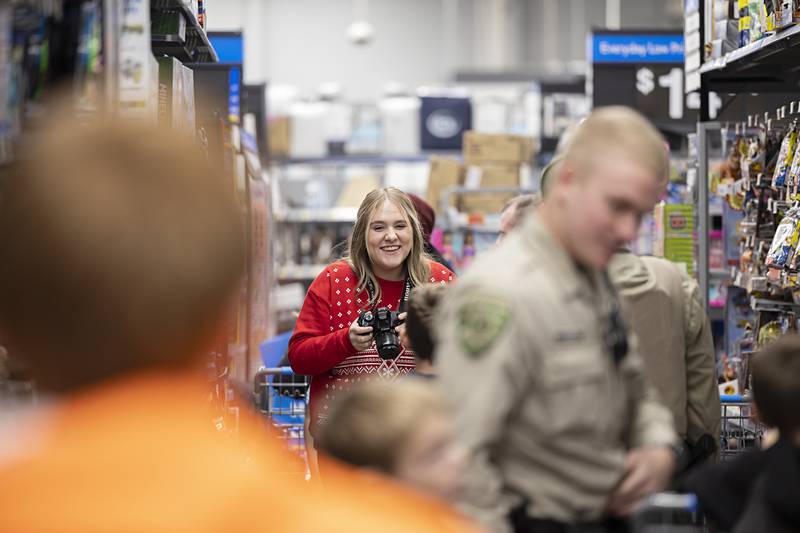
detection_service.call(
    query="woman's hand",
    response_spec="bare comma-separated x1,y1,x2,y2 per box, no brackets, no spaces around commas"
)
396,312,408,347
349,319,373,351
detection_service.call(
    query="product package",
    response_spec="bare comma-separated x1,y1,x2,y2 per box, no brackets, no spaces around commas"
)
739,0,752,46
786,137,800,190
765,206,800,268
772,121,798,187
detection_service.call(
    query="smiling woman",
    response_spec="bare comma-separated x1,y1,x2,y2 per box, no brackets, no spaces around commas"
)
288,187,455,440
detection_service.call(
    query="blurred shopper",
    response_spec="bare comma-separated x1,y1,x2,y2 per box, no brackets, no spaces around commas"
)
683,335,800,533
497,194,539,243
544,156,721,466
330,193,453,270
0,113,472,533
318,379,467,502
289,187,455,439
436,107,678,533
402,283,449,377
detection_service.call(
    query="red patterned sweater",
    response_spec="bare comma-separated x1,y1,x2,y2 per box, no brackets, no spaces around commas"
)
288,259,455,434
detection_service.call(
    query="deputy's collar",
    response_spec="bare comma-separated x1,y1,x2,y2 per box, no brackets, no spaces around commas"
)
522,213,604,300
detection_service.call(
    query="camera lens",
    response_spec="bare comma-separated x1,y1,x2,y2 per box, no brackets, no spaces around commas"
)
375,331,401,359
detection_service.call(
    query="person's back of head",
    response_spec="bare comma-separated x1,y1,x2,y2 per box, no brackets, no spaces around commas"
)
406,283,448,367
752,335,800,444
498,194,539,241
408,193,436,243
317,379,465,501
0,111,245,393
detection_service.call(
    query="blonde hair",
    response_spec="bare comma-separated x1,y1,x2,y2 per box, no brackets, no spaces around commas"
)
0,114,245,392
561,106,668,185
317,380,446,473
346,187,431,306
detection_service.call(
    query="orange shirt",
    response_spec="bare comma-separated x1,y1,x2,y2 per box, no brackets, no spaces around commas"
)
0,369,479,533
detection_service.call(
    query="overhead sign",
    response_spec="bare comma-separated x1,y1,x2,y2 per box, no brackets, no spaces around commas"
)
590,33,685,64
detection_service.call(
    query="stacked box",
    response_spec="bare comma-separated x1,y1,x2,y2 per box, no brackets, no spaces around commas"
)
268,116,290,158
458,131,535,215
426,157,464,212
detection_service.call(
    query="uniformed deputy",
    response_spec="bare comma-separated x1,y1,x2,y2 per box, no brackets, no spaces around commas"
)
436,107,678,533
546,156,721,467
609,251,721,466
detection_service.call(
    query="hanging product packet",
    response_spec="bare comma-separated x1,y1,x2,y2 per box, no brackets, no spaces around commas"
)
786,139,800,192
741,138,753,181
742,137,765,183
758,320,783,348
766,206,800,268
772,121,798,187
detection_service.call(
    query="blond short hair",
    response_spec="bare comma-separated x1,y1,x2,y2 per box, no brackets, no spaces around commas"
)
346,188,431,305
317,380,445,473
560,106,668,184
0,116,245,392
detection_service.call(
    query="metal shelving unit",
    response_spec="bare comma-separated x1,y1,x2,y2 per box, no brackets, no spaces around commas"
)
278,264,327,282
699,24,800,93
272,151,462,166
151,0,218,63
274,207,358,223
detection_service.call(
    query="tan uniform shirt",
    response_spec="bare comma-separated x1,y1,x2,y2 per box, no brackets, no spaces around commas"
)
608,251,721,447
436,215,676,532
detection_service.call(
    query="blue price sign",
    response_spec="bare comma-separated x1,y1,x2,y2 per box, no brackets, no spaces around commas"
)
589,34,685,64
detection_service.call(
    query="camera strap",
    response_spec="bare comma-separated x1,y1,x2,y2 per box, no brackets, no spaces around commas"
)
366,276,413,313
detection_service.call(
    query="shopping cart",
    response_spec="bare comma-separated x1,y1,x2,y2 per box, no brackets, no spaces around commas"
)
253,366,310,477
719,394,766,462
631,492,704,532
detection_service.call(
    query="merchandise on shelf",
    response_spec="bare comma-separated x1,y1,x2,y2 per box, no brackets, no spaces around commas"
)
268,116,290,157
702,0,800,61
426,156,464,213
379,95,420,156
431,228,495,273
118,0,158,123
157,56,196,137
419,95,472,150
710,113,800,392
435,130,535,217
653,203,696,276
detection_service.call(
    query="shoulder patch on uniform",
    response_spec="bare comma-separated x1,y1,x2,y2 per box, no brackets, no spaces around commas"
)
458,294,511,357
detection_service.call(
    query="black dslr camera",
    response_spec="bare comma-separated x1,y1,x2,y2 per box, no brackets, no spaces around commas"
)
358,307,404,359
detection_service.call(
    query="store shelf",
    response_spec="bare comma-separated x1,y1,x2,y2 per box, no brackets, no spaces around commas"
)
750,297,800,312
275,207,358,223
272,151,462,166
700,24,800,92
278,264,326,281
710,269,731,278
151,0,218,63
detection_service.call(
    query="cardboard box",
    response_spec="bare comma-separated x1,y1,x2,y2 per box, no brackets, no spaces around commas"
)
459,163,520,215
463,131,536,165
426,157,464,212
464,163,520,188
269,116,290,158
459,192,515,215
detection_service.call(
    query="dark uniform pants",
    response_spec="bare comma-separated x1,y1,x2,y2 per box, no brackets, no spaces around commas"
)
510,506,629,533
